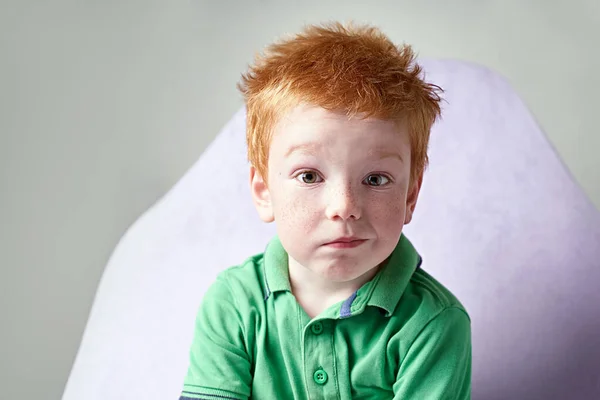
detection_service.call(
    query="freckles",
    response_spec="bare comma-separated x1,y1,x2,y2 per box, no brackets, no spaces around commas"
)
371,195,405,223
383,196,404,212
392,198,405,214
286,196,319,230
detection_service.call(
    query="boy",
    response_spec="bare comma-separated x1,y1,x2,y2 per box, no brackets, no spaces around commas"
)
180,22,471,400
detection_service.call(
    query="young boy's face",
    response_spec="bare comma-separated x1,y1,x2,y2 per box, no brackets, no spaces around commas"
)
250,105,421,284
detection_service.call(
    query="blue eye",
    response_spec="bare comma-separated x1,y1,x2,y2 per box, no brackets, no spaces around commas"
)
364,174,390,186
296,171,322,184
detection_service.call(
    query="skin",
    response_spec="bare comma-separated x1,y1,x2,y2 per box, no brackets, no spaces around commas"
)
250,104,422,318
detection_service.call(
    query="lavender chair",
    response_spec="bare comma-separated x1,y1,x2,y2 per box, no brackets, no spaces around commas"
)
63,59,600,400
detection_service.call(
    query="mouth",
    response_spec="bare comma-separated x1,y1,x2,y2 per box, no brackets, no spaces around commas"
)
323,237,368,249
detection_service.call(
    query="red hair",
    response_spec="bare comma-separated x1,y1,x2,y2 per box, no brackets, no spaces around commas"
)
238,21,443,184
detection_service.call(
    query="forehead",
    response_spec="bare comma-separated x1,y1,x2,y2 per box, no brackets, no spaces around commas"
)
271,104,408,152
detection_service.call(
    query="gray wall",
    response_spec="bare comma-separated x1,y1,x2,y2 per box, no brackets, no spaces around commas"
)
1,1,598,399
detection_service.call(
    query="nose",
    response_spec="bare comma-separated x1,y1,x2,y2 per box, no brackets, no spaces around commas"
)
325,182,362,221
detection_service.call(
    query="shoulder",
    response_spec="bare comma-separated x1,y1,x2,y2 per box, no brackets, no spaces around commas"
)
197,252,267,353
409,268,469,316
389,271,472,398
210,252,268,307
393,268,470,339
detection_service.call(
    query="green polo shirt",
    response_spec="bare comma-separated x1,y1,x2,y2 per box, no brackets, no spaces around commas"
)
181,234,471,400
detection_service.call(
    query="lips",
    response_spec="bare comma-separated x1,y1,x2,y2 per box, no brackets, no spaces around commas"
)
328,237,361,243
323,237,367,249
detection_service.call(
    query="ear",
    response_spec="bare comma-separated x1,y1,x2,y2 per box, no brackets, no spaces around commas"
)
249,166,274,223
404,172,423,225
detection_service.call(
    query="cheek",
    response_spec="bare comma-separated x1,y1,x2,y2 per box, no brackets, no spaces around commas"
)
274,190,321,229
368,194,406,230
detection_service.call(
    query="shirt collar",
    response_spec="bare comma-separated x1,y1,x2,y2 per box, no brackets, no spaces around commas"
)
363,233,421,316
263,233,421,317
263,235,292,297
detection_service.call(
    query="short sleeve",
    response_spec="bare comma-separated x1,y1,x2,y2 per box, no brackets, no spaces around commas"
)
180,276,252,400
393,307,472,400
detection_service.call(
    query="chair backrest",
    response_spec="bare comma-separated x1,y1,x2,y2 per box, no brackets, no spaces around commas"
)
63,59,600,400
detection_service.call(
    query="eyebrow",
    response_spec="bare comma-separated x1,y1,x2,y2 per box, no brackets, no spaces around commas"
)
284,142,322,158
368,149,404,163
285,143,404,163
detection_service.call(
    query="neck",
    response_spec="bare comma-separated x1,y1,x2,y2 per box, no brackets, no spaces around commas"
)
288,257,379,319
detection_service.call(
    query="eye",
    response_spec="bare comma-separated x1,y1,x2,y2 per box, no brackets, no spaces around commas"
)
295,170,322,184
364,174,390,187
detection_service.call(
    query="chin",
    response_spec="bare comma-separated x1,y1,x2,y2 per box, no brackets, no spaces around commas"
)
317,261,376,283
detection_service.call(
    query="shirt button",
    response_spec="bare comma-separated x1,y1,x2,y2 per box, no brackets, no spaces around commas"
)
310,322,324,335
313,369,328,385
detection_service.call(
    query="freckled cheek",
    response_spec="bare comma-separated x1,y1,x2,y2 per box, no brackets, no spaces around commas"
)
368,197,406,230
277,193,321,229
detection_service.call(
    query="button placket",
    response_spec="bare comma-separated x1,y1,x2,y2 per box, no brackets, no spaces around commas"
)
303,319,337,398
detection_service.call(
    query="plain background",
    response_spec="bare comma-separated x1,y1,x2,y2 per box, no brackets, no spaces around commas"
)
1,1,598,399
